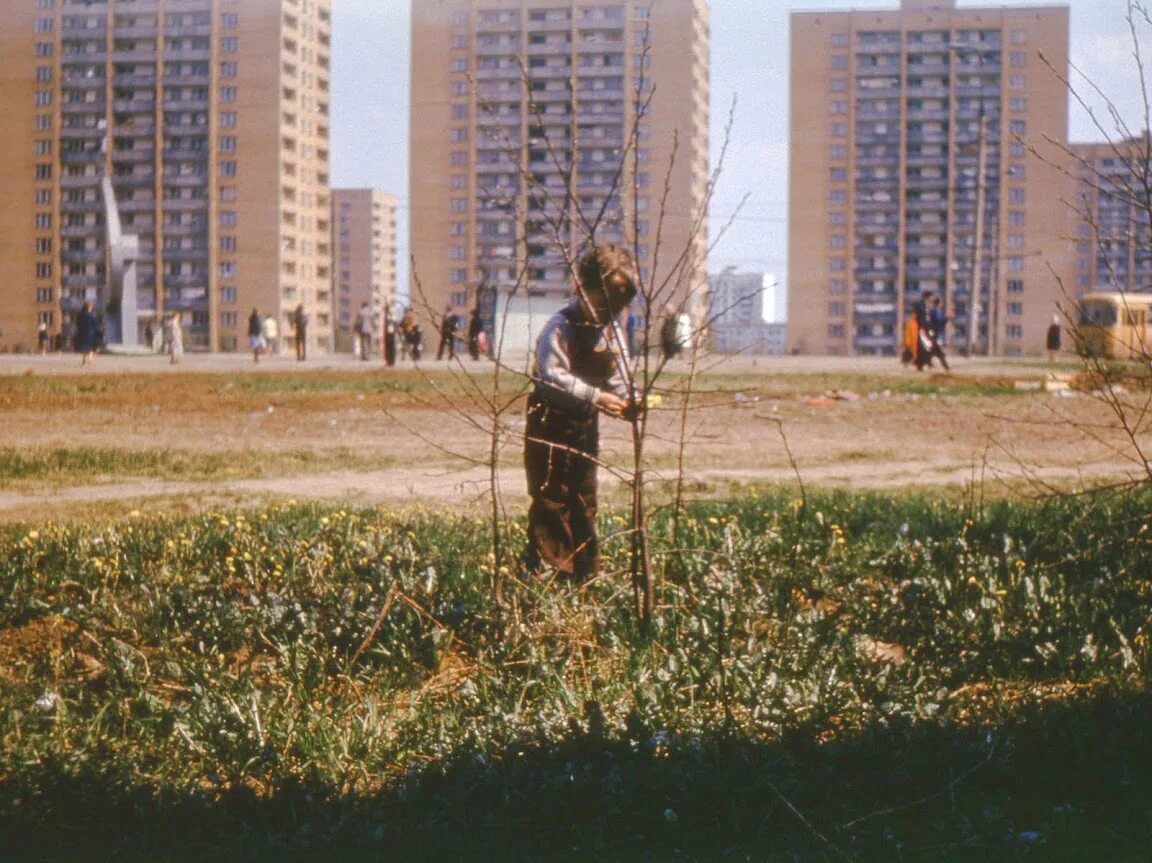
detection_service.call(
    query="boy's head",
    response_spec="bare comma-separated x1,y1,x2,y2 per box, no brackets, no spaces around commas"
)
578,244,637,323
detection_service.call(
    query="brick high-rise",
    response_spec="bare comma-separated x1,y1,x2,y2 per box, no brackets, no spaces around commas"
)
409,0,710,349
0,0,333,353
788,0,1073,357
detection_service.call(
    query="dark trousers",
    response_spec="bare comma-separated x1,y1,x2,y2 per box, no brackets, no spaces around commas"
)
295,332,306,361
524,393,600,579
437,334,455,360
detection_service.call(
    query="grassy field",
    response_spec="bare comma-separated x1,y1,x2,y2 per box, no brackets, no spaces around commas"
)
1,487,1149,861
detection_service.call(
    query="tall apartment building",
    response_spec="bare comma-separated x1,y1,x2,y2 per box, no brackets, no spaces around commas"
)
0,0,333,354
788,0,1072,357
708,268,786,355
331,188,399,351
410,0,710,345
1071,138,1152,295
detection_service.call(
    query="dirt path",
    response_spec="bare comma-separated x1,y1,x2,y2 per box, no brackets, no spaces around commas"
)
1,353,1146,520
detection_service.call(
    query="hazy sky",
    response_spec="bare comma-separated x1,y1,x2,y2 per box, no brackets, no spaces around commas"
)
331,0,1149,295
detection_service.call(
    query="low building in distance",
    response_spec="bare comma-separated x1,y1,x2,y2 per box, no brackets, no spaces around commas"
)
708,267,787,355
331,189,399,352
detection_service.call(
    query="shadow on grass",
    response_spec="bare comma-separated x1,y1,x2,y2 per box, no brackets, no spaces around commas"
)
4,687,1149,862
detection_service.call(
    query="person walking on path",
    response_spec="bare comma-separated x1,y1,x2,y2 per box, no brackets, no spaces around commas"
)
262,313,279,356
523,244,637,581
293,304,308,361
163,311,183,365
355,301,375,361
437,305,460,361
37,323,50,355
926,296,951,371
76,302,101,366
467,306,484,361
248,307,266,363
1046,314,1063,361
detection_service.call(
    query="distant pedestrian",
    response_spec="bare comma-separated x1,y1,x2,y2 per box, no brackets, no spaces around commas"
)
76,301,101,365
927,297,951,371
467,307,484,361
437,305,460,360
144,320,155,352
383,308,397,366
355,301,375,361
400,307,421,361
262,313,279,356
37,322,49,355
293,304,308,361
248,307,266,363
626,308,640,356
660,305,680,361
1046,314,1062,361
164,311,184,365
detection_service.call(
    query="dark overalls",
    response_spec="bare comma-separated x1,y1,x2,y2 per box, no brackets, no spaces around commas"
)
524,307,621,580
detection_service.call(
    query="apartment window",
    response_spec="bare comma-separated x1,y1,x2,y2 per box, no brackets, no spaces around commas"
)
35,90,52,106
829,258,846,272
1009,51,1026,67
830,122,847,137
1007,279,1024,294
451,59,468,73
1009,188,1025,204
1009,141,1026,158
1009,97,1027,112
451,34,468,49
452,81,467,96
219,211,237,228
829,212,846,226
219,161,237,177
35,140,52,156
1008,211,1025,226
1009,119,1026,136
35,237,52,254
450,197,467,213
219,186,236,202
1006,324,1023,339
450,270,467,284
35,18,53,33
36,262,52,278
829,189,846,204
219,136,237,152
828,280,846,294
450,174,466,190
35,114,52,131
829,167,847,182
449,128,467,143
828,302,845,317
36,65,52,82
220,86,237,102
830,78,847,92
220,36,238,52
35,164,52,180
221,311,238,328
219,262,236,278
1007,256,1024,272
450,245,466,261
1009,73,1026,89
830,55,847,70
1007,302,1023,316
830,33,848,48
828,324,846,338
1009,29,1026,45
1007,234,1025,249
36,287,53,303
222,12,239,27
830,100,847,115
829,235,846,249
35,189,51,205
35,213,51,229
451,11,468,26
220,111,236,128
451,104,468,120
220,236,236,252
219,61,237,78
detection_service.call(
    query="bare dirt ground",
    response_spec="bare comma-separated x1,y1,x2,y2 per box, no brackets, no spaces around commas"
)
0,350,1147,521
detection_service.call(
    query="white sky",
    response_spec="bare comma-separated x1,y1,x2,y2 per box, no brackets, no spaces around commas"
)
331,0,1150,296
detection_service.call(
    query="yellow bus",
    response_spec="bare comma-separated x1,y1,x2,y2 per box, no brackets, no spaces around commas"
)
1075,291,1152,360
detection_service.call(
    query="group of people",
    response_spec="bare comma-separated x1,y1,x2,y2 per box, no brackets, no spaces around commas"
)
247,305,309,363
902,291,950,372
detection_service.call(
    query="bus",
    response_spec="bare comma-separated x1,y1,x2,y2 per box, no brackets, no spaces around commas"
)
1075,291,1152,360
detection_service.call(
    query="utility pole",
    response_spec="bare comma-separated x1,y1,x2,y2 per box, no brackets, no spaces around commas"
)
969,113,988,356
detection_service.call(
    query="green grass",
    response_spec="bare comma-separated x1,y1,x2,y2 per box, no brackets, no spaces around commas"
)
0,446,393,489
1,488,1149,860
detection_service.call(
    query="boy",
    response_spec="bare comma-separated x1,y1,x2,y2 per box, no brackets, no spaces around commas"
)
524,244,637,580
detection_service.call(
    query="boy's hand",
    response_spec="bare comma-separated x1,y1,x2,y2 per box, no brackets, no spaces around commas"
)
595,391,628,418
